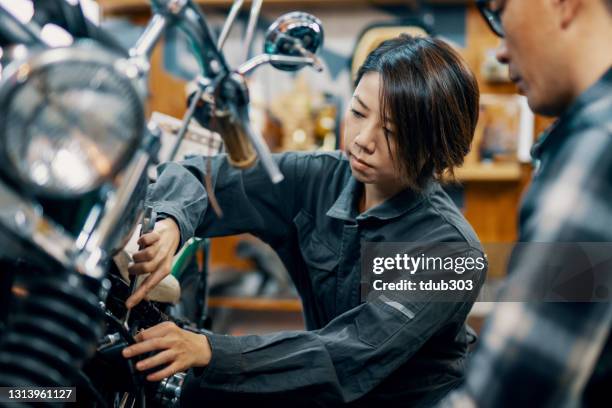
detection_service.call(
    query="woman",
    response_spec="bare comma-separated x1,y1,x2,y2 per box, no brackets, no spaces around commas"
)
122,34,484,407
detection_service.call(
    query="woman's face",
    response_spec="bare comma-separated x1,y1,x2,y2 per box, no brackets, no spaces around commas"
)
343,72,403,186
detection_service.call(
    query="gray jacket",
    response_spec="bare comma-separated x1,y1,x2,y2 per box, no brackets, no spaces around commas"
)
146,150,485,407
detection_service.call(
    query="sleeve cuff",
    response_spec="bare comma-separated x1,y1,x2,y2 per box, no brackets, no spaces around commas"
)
151,203,192,249
196,332,243,386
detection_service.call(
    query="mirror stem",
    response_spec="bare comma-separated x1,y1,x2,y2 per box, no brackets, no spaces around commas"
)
237,54,320,75
218,0,244,50
242,0,263,62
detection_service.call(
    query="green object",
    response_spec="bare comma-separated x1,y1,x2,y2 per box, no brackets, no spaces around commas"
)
171,237,205,280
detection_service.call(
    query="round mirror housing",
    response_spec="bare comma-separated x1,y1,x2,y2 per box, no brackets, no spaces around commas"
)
264,12,323,71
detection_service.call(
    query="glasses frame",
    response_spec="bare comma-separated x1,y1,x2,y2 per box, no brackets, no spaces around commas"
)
476,0,505,38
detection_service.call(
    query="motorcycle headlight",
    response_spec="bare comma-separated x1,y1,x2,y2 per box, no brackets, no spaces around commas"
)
0,42,145,198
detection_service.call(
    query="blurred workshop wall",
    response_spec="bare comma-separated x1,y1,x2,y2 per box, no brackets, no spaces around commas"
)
98,1,555,279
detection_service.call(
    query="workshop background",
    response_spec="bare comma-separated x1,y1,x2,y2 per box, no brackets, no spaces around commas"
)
95,0,555,335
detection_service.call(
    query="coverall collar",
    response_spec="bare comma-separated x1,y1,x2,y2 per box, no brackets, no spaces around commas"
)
326,176,428,223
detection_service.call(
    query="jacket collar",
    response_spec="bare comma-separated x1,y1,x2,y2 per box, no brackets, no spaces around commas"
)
326,176,428,223
531,66,612,160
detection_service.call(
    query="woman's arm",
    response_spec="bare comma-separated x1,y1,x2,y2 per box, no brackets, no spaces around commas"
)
124,223,484,403
148,152,306,247
123,294,474,404
126,152,308,307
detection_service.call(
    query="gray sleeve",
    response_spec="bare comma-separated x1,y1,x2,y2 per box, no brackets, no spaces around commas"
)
182,298,471,405
145,152,306,247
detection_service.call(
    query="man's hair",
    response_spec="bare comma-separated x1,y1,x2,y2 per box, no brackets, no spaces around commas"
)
355,34,479,190
606,0,612,13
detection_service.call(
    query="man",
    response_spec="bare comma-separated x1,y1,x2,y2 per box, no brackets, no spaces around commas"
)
442,0,612,406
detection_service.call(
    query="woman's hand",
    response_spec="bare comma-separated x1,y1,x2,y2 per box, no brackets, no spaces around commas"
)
126,218,181,309
122,322,212,382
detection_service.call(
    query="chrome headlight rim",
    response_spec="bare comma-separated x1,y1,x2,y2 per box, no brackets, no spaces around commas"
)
0,42,146,199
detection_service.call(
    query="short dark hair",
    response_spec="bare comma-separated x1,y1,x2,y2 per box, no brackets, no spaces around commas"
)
606,0,612,13
355,34,480,190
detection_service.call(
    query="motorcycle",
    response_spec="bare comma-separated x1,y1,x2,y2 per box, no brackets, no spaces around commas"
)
0,0,324,406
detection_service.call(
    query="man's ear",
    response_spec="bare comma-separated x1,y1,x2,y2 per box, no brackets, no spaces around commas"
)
551,0,583,30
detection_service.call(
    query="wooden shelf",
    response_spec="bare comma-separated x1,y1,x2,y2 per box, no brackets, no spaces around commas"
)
454,162,522,182
208,296,302,312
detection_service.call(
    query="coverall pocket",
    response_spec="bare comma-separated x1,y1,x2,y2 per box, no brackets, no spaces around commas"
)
293,210,340,272
355,299,413,348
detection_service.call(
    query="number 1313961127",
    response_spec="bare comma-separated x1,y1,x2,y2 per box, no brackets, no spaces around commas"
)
1,387,76,402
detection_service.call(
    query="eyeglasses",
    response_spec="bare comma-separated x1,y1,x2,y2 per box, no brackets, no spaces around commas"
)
476,0,505,38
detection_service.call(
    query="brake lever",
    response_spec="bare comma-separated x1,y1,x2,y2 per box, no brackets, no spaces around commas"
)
234,102,284,184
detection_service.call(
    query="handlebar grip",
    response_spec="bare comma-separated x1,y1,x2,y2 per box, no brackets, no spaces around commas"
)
214,110,257,169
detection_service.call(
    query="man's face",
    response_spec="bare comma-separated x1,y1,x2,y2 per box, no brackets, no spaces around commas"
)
495,0,575,116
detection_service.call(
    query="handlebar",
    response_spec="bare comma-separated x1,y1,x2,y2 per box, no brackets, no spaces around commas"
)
141,0,284,183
